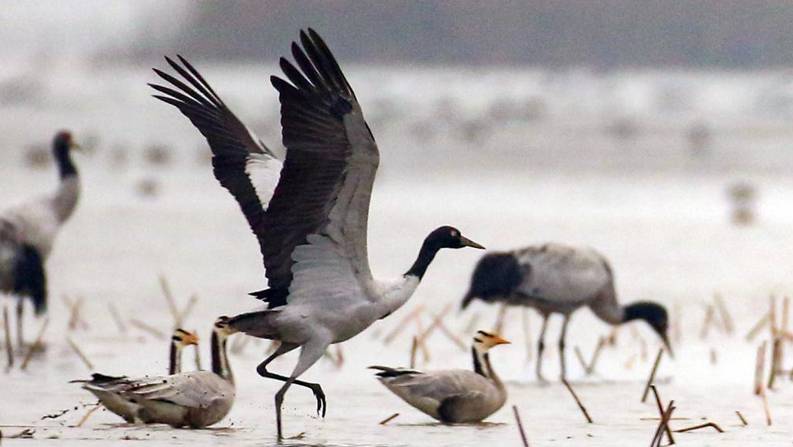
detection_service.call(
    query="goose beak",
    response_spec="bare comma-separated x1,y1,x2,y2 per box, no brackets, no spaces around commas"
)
184,332,200,346
460,236,485,250
491,334,511,346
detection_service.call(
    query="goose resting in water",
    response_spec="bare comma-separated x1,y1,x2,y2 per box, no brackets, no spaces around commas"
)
0,131,81,348
149,28,484,439
461,243,670,381
73,317,234,428
371,331,510,423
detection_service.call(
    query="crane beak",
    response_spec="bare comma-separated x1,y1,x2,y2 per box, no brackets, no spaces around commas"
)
661,333,673,359
460,236,485,250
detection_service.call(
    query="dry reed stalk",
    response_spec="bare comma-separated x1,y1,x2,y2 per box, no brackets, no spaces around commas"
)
754,341,767,396
107,303,127,333
574,347,588,373
761,392,772,426
414,315,430,362
463,311,481,335
129,319,165,339
415,303,453,345
177,294,199,327
769,296,778,337
492,303,508,334
650,385,675,445
66,337,93,370
641,349,664,403
20,318,49,370
378,413,399,425
650,401,675,447
158,274,180,326
735,410,748,426
383,305,424,345
782,297,789,333
521,308,532,362
435,318,466,351
673,422,724,433
562,379,593,423
75,404,100,428
3,306,13,370
746,312,769,342
713,294,734,334
700,304,715,339
512,405,530,447
409,336,418,369
767,337,782,390
587,337,606,374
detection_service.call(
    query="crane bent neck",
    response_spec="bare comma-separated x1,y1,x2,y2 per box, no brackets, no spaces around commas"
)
404,239,442,279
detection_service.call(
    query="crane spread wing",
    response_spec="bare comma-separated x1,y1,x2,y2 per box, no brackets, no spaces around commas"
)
259,29,380,307
149,57,283,252
515,244,612,304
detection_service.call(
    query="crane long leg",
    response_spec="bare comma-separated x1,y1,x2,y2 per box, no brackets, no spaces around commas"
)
256,341,327,417
274,341,327,441
536,314,549,382
558,315,570,380
16,300,23,350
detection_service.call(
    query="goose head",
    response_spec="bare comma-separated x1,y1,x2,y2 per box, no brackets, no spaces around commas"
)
172,328,199,347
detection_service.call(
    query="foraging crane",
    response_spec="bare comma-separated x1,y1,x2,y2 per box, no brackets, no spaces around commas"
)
0,131,81,348
371,331,510,423
461,243,670,381
149,28,484,439
73,317,235,428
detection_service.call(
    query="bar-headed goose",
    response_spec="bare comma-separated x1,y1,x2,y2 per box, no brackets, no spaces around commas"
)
370,331,510,423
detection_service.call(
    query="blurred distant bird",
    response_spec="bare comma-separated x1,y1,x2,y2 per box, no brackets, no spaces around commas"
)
371,331,510,423
461,243,670,381
0,130,81,348
74,317,235,428
150,28,484,439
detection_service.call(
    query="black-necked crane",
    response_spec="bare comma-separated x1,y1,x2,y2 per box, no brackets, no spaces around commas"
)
74,317,235,428
149,29,484,439
461,243,670,381
370,331,510,423
0,130,81,348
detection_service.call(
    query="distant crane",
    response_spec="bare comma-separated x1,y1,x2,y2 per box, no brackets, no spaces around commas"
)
0,131,81,348
462,243,670,381
150,29,484,439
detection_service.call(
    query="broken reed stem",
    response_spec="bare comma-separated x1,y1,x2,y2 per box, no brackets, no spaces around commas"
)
20,318,49,370
700,304,715,339
158,274,180,327
587,337,606,374
177,294,199,327
650,385,675,445
383,305,424,344
75,403,100,428
574,347,588,373
746,313,769,342
66,337,93,371
562,379,593,423
650,401,675,447
713,294,734,334
512,405,530,447
107,303,127,333
641,349,664,403
129,319,165,339
378,413,399,425
761,392,772,426
414,316,430,362
767,337,782,390
735,410,748,426
769,296,778,337
493,302,508,334
673,422,724,433
415,303,453,346
3,306,13,370
754,341,767,396
409,336,418,369
435,318,466,351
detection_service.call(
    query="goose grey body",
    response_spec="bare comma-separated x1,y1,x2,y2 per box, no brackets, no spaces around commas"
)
371,332,509,423
462,243,670,380
74,319,234,428
150,29,483,439
0,131,80,347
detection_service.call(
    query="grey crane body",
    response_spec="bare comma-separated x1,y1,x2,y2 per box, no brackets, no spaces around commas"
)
0,131,80,347
74,320,235,428
150,29,484,439
371,332,509,423
462,243,669,380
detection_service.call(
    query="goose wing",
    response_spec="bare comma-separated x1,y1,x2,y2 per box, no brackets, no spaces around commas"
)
149,57,283,247
259,28,380,307
119,372,231,410
515,243,612,304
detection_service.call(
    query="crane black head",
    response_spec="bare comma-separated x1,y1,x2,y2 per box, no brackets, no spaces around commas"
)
405,226,485,279
623,301,672,357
